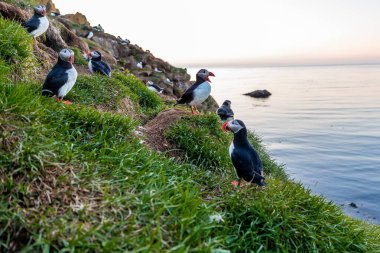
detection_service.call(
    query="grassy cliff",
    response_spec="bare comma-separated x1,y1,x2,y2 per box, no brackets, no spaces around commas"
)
1,16,380,253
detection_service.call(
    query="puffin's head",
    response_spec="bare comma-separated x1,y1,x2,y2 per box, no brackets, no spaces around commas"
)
222,119,246,134
34,5,47,16
222,100,231,107
59,48,75,64
89,50,101,60
196,69,215,82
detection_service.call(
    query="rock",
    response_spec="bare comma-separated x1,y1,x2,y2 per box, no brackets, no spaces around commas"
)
44,20,68,51
0,2,29,22
34,42,58,71
54,20,89,52
62,12,90,26
91,33,130,60
244,89,272,98
197,96,219,113
349,202,358,208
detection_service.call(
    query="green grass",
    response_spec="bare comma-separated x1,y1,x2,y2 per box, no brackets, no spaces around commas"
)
165,114,287,180
72,48,88,66
67,74,139,112
165,114,380,252
0,17,37,81
2,0,36,10
0,59,11,83
1,9,380,253
113,72,164,117
67,72,164,118
1,82,379,252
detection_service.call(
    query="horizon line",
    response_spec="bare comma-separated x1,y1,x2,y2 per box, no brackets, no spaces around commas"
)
179,62,380,69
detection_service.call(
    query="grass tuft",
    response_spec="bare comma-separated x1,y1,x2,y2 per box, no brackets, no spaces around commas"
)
72,47,88,66
2,0,37,10
113,72,164,117
0,17,37,81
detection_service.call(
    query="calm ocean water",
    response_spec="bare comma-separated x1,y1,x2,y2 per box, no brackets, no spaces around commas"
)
190,65,380,224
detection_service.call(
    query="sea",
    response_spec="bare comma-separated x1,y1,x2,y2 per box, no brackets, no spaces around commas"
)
189,65,380,224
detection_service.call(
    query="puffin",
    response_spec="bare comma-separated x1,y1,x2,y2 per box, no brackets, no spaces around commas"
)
82,31,94,40
217,100,234,121
41,48,77,104
23,5,49,38
118,36,130,46
176,69,215,114
88,51,111,77
146,81,164,93
222,119,267,187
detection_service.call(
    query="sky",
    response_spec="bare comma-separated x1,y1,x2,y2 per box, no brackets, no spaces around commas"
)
53,0,380,67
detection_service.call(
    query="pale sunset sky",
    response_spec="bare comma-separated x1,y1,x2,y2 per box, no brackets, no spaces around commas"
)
54,0,380,67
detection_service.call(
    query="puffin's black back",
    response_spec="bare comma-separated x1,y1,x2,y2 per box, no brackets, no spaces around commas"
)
176,75,205,104
42,58,70,97
91,59,111,76
23,14,41,33
217,101,234,121
150,84,164,91
230,120,265,186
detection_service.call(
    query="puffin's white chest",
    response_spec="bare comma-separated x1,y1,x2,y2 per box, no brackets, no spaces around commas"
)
31,16,49,38
148,86,162,93
87,32,94,39
58,67,78,98
229,142,235,157
229,142,239,178
190,81,211,106
88,60,94,73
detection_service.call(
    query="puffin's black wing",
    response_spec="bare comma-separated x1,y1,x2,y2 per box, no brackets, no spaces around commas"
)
226,107,234,117
42,66,68,97
231,146,264,182
23,16,40,33
177,83,201,104
150,84,163,91
92,60,111,77
217,106,229,120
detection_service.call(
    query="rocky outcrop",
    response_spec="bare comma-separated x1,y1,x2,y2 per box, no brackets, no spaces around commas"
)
52,20,89,52
0,2,29,22
244,89,272,98
62,12,90,26
0,0,219,112
43,20,68,51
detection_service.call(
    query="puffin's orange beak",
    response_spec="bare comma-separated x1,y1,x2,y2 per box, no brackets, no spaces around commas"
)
206,72,215,82
221,121,230,131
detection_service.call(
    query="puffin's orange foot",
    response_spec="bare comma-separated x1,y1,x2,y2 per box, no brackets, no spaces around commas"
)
231,180,239,187
63,100,71,105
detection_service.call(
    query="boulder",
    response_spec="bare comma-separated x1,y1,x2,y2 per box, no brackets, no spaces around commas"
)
43,20,68,51
0,2,29,22
62,12,90,26
34,42,58,71
244,89,272,98
54,20,89,52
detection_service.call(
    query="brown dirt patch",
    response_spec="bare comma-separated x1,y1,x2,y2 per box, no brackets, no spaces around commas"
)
93,98,140,120
75,64,90,76
117,98,140,119
0,2,29,22
143,108,189,152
